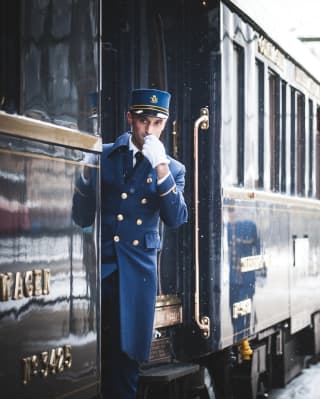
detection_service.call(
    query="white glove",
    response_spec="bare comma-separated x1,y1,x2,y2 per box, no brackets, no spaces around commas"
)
142,135,170,168
81,153,97,184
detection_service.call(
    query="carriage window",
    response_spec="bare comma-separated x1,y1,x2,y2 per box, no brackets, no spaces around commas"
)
290,88,296,194
316,106,320,198
21,1,99,134
233,44,245,186
0,1,20,114
308,100,314,197
291,90,306,196
280,81,287,193
269,72,280,191
296,93,305,196
256,60,264,189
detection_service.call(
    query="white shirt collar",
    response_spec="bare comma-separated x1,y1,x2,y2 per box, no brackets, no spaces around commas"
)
129,134,140,156
129,134,142,166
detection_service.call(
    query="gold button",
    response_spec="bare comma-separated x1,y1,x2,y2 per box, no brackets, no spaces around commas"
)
136,219,143,225
132,240,139,246
117,214,124,221
146,177,153,184
141,198,148,205
113,235,120,242
121,192,128,199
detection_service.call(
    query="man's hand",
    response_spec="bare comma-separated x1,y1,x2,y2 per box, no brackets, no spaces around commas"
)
142,135,170,168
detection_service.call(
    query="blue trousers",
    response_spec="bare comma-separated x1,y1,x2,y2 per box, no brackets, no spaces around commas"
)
101,272,140,399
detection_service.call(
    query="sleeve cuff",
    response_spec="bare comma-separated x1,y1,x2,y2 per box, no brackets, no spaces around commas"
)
157,173,177,197
157,172,170,185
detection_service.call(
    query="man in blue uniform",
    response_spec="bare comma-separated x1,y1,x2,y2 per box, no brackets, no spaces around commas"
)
73,88,188,398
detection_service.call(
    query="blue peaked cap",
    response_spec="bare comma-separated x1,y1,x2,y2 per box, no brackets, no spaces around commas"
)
129,88,171,119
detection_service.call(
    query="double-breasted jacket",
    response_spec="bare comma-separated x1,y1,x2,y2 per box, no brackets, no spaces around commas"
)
73,132,187,361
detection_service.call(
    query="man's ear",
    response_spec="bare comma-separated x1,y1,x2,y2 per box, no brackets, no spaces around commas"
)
161,117,168,133
127,111,133,126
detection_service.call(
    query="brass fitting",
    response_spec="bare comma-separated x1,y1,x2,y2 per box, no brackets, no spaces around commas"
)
239,338,253,360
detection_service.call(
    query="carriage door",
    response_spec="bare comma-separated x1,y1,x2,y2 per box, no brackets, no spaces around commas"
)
151,1,221,356
101,1,185,345
102,0,221,358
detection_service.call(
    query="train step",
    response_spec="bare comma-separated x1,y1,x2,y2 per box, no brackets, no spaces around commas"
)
138,363,202,399
140,362,200,382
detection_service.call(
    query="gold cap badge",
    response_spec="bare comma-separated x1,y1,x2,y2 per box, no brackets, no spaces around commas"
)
150,95,158,104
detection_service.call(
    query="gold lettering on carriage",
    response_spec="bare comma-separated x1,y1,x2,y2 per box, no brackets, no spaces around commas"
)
258,36,284,70
0,269,50,301
240,255,265,272
233,298,252,319
22,345,72,385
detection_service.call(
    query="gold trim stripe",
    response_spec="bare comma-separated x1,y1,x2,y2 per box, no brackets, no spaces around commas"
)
130,104,168,113
159,183,177,197
223,186,320,209
225,203,320,216
0,112,102,152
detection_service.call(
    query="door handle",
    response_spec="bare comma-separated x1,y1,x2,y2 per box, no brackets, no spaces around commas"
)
193,107,210,338
172,120,178,159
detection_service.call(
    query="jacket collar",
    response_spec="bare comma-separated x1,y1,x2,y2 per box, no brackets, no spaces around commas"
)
107,132,131,156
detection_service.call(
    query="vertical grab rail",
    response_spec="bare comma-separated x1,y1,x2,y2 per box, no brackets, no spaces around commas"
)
194,107,210,338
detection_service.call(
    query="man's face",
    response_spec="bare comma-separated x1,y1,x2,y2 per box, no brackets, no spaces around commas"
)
127,112,167,150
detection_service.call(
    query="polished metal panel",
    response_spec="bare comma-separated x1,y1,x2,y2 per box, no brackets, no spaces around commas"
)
0,133,100,398
153,294,183,329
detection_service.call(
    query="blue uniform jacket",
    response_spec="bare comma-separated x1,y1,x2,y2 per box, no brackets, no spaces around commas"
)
73,132,188,362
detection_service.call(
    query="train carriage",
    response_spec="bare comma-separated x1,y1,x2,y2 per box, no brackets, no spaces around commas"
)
102,0,320,397
0,1,102,398
2,0,320,398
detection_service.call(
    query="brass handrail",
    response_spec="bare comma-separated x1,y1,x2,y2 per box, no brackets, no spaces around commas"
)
193,107,210,338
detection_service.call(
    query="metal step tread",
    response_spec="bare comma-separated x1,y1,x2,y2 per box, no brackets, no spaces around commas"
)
139,362,200,382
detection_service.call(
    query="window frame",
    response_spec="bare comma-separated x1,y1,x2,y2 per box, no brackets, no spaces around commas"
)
316,106,320,198
308,99,314,198
280,81,287,193
268,70,280,192
296,92,306,196
256,59,265,189
233,43,245,187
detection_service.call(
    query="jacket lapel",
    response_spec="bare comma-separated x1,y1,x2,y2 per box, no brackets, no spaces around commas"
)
123,149,133,182
128,156,153,185
106,132,153,184
125,152,152,183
